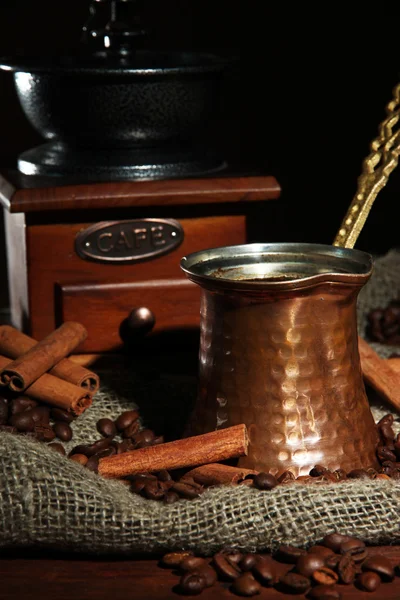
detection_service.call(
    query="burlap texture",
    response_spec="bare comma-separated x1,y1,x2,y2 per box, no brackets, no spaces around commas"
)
1,249,400,555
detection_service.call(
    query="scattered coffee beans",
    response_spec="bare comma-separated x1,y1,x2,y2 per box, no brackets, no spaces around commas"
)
179,571,207,596
358,570,381,592
47,442,66,456
159,531,400,597
279,571,311,594
69,453,88,466
231,573,261,597
96,418,116,439
253,472,277,491
115,410,139,432
362,554,395,581
53,422,72,442
50,408,74,423
160,551,193,568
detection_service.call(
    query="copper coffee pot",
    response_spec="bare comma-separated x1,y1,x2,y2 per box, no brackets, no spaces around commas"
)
180,83,400,477
181,243,379,476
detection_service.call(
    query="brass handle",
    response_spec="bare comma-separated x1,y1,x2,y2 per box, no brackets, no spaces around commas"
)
334,82,400,248
126,307,156,336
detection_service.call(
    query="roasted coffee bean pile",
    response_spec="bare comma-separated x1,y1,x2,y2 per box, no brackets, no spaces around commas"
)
0,393,74,449
160,533,398,597
367,299,400,345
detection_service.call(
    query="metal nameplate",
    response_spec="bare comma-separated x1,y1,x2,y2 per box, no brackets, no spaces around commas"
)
75,219,184,264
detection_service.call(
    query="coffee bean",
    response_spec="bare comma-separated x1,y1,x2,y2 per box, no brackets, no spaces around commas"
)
172,482,204,500
10,396,38,415
239,554,256,571
377,446,397,463
253,472,277,491
163,491,180,504
308,584,342,598
47,442,66,456
339,537,365,554
380,423,395,443
277,470,295,483
157,470,172,482
213,553,241,580
279,572,310,594
341,545,367,563
180,556,206,572
142,481,165,501
34,423,56,442
362,554,394,581
115,410,139,432
122,420,140,439
86,438,112,456
179,572,207,596
309,465,328,477
275,545,307,563
337,553,356,584
134,429,155,445
29,406,50,425
252,557,277,586
96,418,116,438
231,573,261,597
94,447,116,459
69,453,88,465
161,551,193,568
322,533,351,552
85,456,99,473
53,422,72,442
296,553,325,577
196,565,217,588
50,408,74,423
312,567,339,585
358,571,381,591
0,398,8,425
11,411,35,432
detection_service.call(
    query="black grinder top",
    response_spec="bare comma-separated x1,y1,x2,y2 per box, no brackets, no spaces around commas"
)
0,0,229,181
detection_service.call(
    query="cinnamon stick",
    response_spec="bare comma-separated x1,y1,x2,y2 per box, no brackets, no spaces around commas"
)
180,463,258,487
0,326,99,393
99,424,249,479
0,323,90,393
359,336,400,412
0,355,92,416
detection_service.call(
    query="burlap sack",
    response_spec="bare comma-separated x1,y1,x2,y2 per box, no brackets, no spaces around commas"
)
1,249,400,555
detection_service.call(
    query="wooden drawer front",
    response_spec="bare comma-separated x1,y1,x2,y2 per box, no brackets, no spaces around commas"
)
57,279,200,352
27,215,246,342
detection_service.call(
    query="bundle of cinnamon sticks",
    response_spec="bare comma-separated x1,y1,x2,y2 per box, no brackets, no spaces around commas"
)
0,323,99,416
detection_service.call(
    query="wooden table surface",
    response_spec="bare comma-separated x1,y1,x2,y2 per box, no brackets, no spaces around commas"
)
1,546,400,599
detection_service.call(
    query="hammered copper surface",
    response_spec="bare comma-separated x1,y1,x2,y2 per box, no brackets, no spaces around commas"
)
184,278,379,477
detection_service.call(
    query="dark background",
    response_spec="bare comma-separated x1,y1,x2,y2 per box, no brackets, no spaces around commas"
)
1,1,400,308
